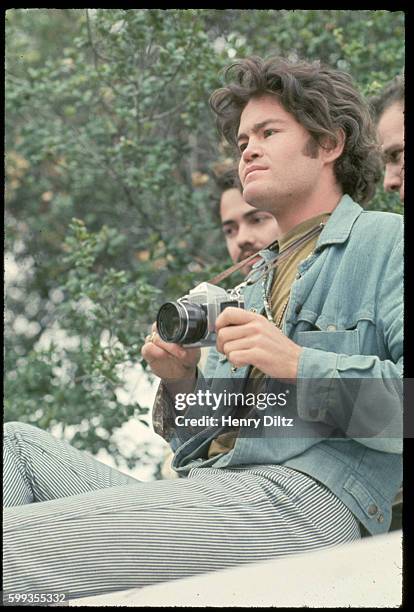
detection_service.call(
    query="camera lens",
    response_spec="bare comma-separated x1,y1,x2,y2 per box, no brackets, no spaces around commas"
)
157,301,207,345
157,302,185,342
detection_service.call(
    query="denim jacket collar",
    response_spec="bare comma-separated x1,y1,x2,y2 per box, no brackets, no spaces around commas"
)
315,194,363,250
256,194,363,264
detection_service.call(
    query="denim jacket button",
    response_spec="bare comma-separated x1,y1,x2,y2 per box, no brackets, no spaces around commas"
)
231,366,238,373
327,324,337,331
250,308,257,313
368,504,378,516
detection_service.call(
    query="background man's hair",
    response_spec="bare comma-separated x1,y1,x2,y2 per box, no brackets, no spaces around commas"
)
370,74,405,122
210,56,382,204
211,163,242,220
212,164,241,193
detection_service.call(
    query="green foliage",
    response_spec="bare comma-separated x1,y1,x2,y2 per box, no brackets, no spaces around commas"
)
5,9,404,473
5,218,162,467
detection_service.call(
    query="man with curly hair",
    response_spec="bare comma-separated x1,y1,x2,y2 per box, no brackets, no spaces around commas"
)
4,57,402,600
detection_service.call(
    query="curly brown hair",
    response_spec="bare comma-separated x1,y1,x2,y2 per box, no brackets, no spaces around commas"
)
209,56,382,204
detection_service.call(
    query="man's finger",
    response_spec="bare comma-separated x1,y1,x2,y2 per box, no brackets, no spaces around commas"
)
217,323,249,347
153,335,188,360
141,342,167,363
215,306,257,331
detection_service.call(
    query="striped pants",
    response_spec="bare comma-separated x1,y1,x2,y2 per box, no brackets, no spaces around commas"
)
3,422,360,600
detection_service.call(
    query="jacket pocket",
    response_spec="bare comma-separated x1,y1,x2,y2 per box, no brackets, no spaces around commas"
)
296,329,359,355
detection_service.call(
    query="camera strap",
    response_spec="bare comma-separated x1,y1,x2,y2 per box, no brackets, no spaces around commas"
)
207,222,325,288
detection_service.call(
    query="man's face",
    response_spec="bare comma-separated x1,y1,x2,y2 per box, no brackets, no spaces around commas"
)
377,101,404,202
237,94,326,226
220,187,280,276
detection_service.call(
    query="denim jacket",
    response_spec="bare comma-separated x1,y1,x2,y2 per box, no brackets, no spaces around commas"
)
152,195,403,535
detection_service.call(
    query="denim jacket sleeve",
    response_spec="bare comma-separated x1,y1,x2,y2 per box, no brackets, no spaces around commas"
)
296,233,403,454
152,346,220,449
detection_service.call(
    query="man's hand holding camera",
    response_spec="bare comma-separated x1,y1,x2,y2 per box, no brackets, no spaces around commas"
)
216,307,302,380
144,281,302,383
141,323,201,383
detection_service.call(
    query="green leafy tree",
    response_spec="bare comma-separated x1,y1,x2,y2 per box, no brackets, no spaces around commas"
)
5,9,404,475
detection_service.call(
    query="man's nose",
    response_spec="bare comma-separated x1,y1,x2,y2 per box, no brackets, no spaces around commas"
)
236,224,255,249
241,138,262,163
384,165,403,194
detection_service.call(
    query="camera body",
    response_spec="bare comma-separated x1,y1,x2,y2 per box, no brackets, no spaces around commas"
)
156,282,244,348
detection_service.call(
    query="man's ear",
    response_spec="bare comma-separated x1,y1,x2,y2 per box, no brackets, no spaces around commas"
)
321,128,346,163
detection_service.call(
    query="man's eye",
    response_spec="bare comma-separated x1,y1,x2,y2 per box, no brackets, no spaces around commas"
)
239,142,247,153
391,150,403,163
264,129,277,138
385,149,403,164
223,227,236,237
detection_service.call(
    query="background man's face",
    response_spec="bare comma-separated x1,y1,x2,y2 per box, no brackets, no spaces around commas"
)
220,187,280,276
377,101,404,202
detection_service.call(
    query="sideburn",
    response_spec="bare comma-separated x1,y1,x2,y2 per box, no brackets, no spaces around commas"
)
302,136,320,159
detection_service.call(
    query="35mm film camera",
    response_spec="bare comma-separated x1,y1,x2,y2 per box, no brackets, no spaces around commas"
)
156,282,244,348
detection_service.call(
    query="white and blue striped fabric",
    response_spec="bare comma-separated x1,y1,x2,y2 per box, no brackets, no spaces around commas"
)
3,422,360,601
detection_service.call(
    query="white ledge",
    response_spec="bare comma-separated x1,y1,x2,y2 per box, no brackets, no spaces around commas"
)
70,530,402,607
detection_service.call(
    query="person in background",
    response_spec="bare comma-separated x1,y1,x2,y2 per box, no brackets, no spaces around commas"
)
213,164,281,276
371,74,404,202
